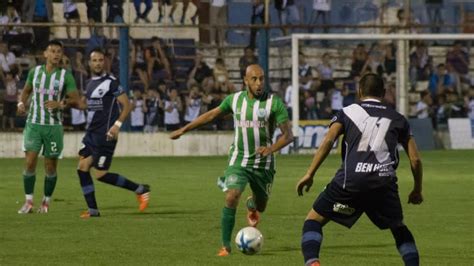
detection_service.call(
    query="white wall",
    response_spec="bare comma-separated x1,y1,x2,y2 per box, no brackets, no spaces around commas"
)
0,132,234,158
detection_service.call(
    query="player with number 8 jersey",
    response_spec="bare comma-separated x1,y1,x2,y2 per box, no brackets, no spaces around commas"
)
17,40,83,214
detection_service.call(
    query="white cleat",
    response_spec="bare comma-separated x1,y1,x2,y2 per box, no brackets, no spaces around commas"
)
18,201,34,214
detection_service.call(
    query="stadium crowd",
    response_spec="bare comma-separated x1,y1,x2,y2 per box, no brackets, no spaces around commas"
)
0,0,473,133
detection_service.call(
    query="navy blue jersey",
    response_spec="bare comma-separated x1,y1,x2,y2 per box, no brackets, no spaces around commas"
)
85,74,125,134
331,99,411,192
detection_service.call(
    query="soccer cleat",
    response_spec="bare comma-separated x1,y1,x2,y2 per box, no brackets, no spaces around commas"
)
137,185,150,212
17,201,33,214
309,260,321,266
246,196,260,227
80,210,100,219
38,201,49,214
217,246,231,257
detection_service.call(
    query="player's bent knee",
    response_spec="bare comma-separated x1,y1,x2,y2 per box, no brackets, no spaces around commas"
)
306,209,329,225
225,190,241,208
94,170,108,179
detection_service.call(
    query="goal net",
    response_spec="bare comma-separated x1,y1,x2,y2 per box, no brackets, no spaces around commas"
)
282,33,474,153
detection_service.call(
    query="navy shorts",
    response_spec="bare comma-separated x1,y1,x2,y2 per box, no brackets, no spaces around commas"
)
64,9,80,20
79,132,117,171
313,181,403,230
86,6,102,22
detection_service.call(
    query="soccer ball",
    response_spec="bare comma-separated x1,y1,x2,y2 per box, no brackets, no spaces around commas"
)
235,227,264,255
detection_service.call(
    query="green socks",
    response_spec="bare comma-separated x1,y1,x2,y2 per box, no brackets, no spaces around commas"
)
44,175,57,197
221,207,237,249
23,173,36,195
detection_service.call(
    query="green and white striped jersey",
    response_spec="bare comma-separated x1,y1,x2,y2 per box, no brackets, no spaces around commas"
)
219,91,289,171
25,65,77,125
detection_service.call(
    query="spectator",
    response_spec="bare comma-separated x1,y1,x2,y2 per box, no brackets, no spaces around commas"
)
144,87,162,133
284,83,293,119
106,0,124,39
342,80,356,107
63,0,81,43
310,0,331,46
391,8,421,34
213,57,234,93
239,46,258,79
187,53,213,90
317,92,332,119
1,3,22,36
384,43,396,76
209,0,228,45
164,88,182,131
157,0,177,23
362,42,386,77
330,80,344,115
85,27,107,57
435,93,448,127
72,50,88,90
446,41,470,84
274,0,300,36
133,0,152,23
105,47,120,76
425,0,443,33
70,107,86,131
317,52,334,94
85,0,102,36
0,41,16,74
131,40,149,90
409,42,432,87
145,37,171,82
189,0,200,25
351,43,368,77
130,87,146,132
22,0,53,50
1,71,18,130
184,85,202,124
303,90,317,120
383,81,396,109
445,91,466,118
178,0,193,24
249,0,264,48
415,90,433,119
467,90,474,121
298,52,314,91
428,64,454,96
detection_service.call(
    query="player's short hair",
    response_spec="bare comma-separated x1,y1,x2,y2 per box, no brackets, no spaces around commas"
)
89,47,106,58
359,73,385,98
46,40,63,49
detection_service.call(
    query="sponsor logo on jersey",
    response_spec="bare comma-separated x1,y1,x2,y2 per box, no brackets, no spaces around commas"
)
354,161,395,173
235,120,267,128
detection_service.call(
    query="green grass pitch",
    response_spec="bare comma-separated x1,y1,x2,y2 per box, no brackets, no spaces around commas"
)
1,150,473,265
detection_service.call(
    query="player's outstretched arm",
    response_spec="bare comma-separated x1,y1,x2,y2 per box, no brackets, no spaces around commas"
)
296,122,343,196
170,107,224,140
257,120,294,157
403,136,423,204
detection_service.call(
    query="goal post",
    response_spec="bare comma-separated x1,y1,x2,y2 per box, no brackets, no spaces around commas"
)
290,33,474,152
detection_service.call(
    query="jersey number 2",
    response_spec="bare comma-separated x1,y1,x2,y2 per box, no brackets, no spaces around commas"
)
357,117,391,152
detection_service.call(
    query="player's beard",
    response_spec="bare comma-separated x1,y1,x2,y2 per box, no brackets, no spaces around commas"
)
93,70,104,77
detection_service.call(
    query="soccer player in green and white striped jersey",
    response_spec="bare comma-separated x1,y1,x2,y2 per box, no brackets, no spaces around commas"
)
170,64,294,256
17,40,84,214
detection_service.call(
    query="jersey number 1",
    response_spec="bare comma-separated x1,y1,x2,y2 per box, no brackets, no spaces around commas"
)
357,117,391,152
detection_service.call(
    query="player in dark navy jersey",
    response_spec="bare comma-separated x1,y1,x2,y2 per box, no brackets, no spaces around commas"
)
76,48,150,218
297,73,423,266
